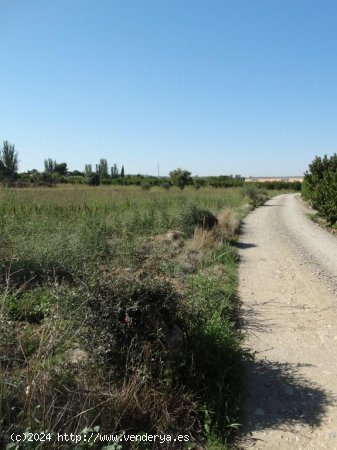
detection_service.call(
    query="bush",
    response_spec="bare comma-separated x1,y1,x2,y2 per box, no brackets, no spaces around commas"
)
255,181,301,191
141,182,151,190
169,168,192,189
303,154,337,224
244,185,269,207
87,173,100,186
161,182,171,190
83,276,185,377
179,204,218,237
313,169,337,224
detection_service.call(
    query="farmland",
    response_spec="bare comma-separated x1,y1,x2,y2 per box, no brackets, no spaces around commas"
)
0,185,251,449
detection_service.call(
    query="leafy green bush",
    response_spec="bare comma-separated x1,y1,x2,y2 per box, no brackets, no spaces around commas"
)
303,154,337,224
169,168,193,189
313,169,337,224
244,185,269,207
87,173,100,186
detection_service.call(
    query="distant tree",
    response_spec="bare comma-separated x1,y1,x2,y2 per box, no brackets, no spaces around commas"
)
70,170,84,177
28,169,41,183
193,176,206,189
85,164,93,177
111,163,119,178
120,165,125,178
97,159,109,178
43,159,67,177
44,158,57,173
0,141,19,180
169,168,192,189
54,162,68,176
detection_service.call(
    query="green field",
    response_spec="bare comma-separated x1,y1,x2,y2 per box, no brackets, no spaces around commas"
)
0,185,263,449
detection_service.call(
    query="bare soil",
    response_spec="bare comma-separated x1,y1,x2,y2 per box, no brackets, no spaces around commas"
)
239,194,337,449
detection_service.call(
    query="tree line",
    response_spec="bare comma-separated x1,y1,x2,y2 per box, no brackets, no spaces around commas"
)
2,140,302,191
0,141,248,189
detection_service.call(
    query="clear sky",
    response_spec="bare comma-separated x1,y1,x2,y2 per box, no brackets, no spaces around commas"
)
2,0,337,176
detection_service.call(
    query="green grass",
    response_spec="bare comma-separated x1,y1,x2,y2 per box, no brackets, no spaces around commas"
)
0,184,284,449
183,243,242,446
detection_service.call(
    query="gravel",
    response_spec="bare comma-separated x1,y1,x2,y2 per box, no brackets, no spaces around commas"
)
238,193,337,450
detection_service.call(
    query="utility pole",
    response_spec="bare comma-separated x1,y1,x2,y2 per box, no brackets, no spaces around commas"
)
157,163,160,178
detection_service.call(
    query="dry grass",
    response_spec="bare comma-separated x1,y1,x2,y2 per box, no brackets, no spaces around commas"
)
177,208,240,275
216,208,240,239
191,227,219,250
1,313,198,447
189,208,239,251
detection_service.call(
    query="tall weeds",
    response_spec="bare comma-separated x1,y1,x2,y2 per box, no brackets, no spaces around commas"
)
0,186,245,449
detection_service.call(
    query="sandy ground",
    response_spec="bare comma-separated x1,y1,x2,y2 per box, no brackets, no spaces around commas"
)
238,194,337,449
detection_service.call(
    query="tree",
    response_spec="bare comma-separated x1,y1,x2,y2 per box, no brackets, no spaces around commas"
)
121,165,125,178
44,159,67,177
28,169,40,183
85,164,93,177
314,169,337,224
302,154,337,202
70,170,84,177
54,162,68,176
193,176,206,189
97,159,108,178
111,163,119,178
303,153,337,224
44,158,56,173
0,141,19,180
169,168,192,189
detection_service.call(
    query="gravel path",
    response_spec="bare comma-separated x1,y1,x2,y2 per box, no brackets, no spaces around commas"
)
239,193,337,449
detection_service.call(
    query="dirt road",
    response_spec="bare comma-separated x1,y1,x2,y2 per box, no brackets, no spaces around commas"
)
239,193,337,449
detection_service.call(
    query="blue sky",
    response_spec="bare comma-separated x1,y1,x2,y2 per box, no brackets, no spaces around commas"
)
2,0,337,176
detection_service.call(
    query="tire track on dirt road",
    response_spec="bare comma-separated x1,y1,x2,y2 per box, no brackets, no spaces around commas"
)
239,194,337,449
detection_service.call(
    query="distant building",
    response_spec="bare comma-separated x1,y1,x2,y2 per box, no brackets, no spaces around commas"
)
245,176,303,183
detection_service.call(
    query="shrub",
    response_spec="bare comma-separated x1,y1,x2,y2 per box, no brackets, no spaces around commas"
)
87,173,100,186
244,185,268,207
303,154,337,224
141,182,151,190
314,169,337,224
161,182,171,190
83,276,185,377
193,177,206,189
169,168,193,189
179,204,218,237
